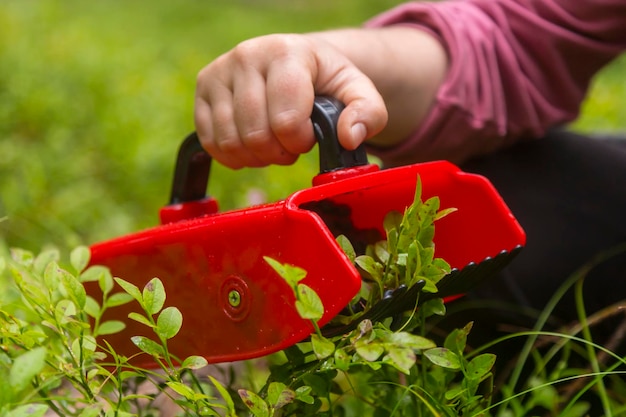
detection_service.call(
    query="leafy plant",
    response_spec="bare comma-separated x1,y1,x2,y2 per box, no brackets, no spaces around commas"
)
231,178,498,416
2,178,626,416
0,246,241,417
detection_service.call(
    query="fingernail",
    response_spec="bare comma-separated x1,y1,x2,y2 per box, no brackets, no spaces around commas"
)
350,123,367,146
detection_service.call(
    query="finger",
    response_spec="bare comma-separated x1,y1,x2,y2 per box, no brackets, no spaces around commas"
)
317,64,388,150
265,53,318,156
194,95,215,153
232,70,299,166
337,89,388,150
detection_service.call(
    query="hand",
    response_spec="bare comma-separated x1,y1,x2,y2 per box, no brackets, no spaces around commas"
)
194,34,388,169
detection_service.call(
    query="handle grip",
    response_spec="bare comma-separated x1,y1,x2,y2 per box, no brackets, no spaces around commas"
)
168,96,369,205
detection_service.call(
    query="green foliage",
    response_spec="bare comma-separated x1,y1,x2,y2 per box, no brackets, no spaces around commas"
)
0,1,625,414
0,0,400,251
0,0,623,252
250,180,496,416
0,246,237,416
352,178,455,300
1,180,626,415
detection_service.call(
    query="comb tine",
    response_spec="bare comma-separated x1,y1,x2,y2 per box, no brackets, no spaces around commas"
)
322,245,523,337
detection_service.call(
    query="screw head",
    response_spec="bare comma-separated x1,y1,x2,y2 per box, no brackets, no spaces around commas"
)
228,290,241,307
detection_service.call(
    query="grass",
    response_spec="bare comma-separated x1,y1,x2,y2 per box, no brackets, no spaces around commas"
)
0,4,626,407
0,4,625,412
1,0,624,251
0,0,399,250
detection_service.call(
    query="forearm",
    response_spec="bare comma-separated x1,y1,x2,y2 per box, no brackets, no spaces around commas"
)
362,0,626,166
310,27,448,148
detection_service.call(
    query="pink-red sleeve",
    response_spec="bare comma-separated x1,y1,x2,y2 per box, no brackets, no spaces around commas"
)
365,0,626,165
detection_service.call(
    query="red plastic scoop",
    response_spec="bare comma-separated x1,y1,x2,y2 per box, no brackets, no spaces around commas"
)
89,97,525,366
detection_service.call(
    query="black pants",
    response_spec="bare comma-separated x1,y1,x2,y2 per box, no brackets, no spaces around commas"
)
443,130,626,357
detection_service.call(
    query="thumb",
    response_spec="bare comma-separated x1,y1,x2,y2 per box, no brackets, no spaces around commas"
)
313,58,388,150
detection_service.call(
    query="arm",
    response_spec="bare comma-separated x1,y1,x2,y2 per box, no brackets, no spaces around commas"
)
365,0,626,166
194,0,626,169
194,27,446,169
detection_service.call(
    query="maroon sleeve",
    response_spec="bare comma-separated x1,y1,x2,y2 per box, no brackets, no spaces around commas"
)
365,0,626,165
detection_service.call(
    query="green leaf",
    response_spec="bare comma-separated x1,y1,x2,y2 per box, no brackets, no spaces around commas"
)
418,247,435,273
83,296,101,318
311,334,335,359
295,284,324,321
445,386,466,401
131,336,164,357
142,277,166,315
11,264,49,308
385,332,436,351
6,404,49,417
182,355,208,370
421,298,446,318
98,268,114,296
355,339,384,362
54,299,77,324
355,255,384,282
466,353,496,381
385,347,416,374
336,235,356,263
434,207,458,221
208,376,236,415
444,322,472,355
10,347,47,393
303,373,332,396
70,246,91,273
128,312,154,328
419,277,439,294
405,241,420,283
106,411,135,417
334,348,351,371
34,248,59,274
167,381,196,400
264,257,307,288
119,370,142,380
97,320,126,336
374,241,390,264
60,269,87,309
119,394,155,402
105,292,134,308
71,336,97,362
239,389,269,417
80,265,109,283
421,263,447,284
77,404,103,417
267,382,296,410
424,348,461,370
43,261,62,295
386,228,398,258
295,386,315,405
11,248,34,267
81,335,97,352
417,221,436,249
156,306,183,340
354,319,374,340
114,277,142,304
383,210,403,236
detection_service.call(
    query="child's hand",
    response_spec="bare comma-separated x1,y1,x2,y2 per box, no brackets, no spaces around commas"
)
194,34,387,169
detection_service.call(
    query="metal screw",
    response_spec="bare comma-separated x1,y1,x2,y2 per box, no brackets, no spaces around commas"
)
228,290,241,307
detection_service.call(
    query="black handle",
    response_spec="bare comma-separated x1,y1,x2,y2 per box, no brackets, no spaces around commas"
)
168,96,369,205
312,96,369,173
168,131,212,205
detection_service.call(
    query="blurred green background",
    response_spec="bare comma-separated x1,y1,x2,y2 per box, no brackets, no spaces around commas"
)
1,0,625,252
